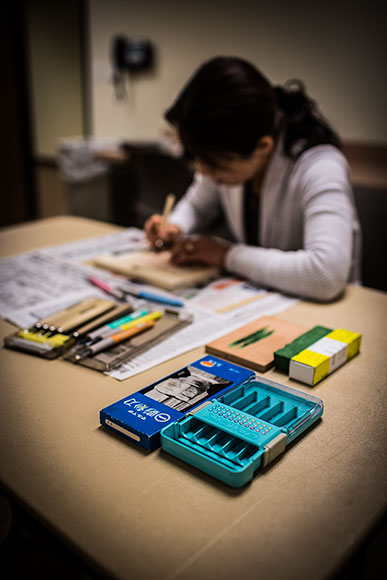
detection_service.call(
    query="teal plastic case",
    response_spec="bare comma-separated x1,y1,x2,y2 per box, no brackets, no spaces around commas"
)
160,376,323,487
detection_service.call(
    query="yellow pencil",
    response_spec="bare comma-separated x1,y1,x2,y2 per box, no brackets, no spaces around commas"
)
155,193,176,250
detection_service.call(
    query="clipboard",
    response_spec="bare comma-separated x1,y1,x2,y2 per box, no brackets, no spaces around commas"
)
92,249,219,290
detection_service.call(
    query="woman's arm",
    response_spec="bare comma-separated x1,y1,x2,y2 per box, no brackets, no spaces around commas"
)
168,173,222,233
144,173,221,247
226,155,355,301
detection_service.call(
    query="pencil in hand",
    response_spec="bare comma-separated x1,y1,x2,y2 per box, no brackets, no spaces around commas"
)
154,193,176,252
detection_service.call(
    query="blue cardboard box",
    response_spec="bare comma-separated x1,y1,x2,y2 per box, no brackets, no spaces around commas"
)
100,355,254,450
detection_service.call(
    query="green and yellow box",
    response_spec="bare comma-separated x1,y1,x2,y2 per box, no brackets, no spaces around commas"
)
289,328,361,386
274,325,332,373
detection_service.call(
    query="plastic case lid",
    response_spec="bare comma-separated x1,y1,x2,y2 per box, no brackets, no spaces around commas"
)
217,375,324,443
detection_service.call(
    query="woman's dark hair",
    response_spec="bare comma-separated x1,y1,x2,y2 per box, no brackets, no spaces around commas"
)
165,56,341,167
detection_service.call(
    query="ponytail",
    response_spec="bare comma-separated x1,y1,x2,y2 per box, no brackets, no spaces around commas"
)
274,81,341,158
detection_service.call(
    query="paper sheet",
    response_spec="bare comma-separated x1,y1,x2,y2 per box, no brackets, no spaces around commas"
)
40,227,148,264
186,277,266,316
0,229,147,328
0,252,108,328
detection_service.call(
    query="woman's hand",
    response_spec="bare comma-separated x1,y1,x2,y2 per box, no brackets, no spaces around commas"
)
144,214,181,250
170,236,231,269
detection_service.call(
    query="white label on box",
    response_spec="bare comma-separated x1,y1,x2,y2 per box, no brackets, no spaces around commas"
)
308,337,347,373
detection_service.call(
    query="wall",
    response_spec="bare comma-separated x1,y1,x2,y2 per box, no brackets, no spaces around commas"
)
89,0,386,145
26,0,84,158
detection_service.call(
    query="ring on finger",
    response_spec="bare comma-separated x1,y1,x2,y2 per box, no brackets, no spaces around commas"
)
185,242,194,253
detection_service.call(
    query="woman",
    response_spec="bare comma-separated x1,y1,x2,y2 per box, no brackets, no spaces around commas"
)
145,56,361,301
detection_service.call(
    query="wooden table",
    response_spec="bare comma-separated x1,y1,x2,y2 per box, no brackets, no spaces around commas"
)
1,216,386,580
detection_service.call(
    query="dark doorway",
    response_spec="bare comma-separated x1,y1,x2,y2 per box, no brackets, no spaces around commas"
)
1,1,36,227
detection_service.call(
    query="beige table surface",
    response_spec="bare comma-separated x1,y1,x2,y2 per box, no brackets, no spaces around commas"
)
1,216,386,580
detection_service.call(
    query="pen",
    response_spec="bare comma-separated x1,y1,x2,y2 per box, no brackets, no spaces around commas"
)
89,274,184,307
118,310,162,331
86,308,149,340
74,320,155,361
154,193,176,251
48,300,116,334
30,298,90,331
118,285,184,308
29,298,115,333
89,276,126,301
72,303,134,338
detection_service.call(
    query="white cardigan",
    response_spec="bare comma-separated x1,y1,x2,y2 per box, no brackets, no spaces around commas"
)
169,143,362,301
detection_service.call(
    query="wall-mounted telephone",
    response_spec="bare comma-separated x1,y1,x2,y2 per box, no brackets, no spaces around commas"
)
111,35,154,99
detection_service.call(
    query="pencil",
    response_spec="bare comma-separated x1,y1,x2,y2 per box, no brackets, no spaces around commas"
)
155,193,176,251
74,320,155,361
160,193,176,231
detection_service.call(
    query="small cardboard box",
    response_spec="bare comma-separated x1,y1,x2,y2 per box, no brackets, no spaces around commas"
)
100,355,254,450
289,329,362,385
274,325,333,373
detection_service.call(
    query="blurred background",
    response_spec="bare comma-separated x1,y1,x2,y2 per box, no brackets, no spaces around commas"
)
2,0,386,288
1,3,387,577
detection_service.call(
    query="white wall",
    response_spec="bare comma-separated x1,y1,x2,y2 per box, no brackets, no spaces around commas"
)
89,0,386,145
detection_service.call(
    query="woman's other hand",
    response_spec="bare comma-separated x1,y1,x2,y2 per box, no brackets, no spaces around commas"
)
170,236,231,269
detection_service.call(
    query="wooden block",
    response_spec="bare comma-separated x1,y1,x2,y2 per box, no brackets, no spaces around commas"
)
205,316,309,372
